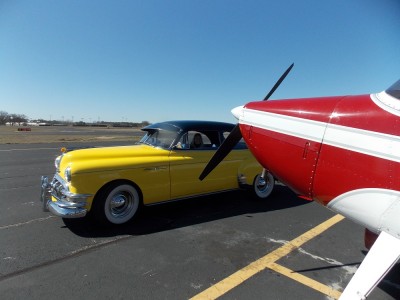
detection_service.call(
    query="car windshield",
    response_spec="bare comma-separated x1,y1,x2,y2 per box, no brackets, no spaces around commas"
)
386,79,400,100
139,129,178,149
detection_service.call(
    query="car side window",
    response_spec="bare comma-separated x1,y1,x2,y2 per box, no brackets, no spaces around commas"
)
175,131,220,150
189,131,212,149
175,132,190,149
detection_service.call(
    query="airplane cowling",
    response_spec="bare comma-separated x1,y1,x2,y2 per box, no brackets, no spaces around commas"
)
239,97,340,198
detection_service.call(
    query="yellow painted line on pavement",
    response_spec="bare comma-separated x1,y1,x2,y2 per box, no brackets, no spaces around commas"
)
268,262,342,299
190,214,345,300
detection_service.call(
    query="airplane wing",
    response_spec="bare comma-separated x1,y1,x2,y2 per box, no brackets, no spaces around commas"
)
340,231,400,299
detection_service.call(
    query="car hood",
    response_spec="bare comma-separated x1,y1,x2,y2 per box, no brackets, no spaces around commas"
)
59,144,170,175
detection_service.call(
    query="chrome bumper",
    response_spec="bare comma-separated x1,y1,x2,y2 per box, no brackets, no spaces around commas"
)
40,175,90,218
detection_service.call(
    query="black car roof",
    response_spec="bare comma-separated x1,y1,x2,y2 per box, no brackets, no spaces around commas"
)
141,120,235,133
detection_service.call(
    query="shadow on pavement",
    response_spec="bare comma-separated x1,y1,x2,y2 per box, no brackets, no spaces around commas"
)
63,185,311,238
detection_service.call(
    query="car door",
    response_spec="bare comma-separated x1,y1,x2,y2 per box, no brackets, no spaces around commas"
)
169,130,239,199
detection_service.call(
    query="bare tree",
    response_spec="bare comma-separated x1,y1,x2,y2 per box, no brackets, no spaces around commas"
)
9,113,28,126
0,111,8,125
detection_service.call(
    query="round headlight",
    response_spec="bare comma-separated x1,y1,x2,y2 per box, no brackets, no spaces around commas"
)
64,166,72,182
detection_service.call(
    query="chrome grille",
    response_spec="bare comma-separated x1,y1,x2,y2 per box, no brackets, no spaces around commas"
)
50,174,68,201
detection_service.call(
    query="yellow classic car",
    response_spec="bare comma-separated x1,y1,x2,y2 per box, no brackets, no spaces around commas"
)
40,120,275,225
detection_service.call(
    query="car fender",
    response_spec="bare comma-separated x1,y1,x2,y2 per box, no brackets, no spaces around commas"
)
237,157,263,185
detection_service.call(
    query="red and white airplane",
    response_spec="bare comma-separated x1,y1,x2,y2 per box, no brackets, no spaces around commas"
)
200,64,400,299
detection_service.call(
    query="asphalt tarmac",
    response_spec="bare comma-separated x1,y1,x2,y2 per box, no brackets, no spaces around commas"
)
1,142,399,299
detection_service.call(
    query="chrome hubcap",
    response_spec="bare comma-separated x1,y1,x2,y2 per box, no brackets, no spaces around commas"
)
109,192,134,218
257,177,267,190
110,194,126,209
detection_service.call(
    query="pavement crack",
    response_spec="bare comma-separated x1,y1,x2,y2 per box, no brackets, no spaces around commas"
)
0,216,55,230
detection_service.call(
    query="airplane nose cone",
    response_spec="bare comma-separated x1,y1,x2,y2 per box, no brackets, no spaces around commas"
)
231,106,244,120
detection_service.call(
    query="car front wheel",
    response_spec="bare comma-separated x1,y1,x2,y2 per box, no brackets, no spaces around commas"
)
252,172,274,199
93,183,141,225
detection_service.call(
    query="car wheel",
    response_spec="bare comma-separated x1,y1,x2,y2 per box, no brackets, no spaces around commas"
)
252,172,274,199
93,183,141,225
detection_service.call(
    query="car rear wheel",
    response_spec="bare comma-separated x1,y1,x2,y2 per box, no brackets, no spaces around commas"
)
93,183,141,225
252,172,274,199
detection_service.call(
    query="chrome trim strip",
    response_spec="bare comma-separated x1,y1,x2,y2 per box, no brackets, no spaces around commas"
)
144,166,168,171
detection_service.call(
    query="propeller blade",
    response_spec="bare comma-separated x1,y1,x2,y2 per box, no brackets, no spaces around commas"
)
263,63,294,100
199,124,242,180
200,63,294,180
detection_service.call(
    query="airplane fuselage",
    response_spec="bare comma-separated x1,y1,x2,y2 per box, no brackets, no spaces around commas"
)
237,91,400,237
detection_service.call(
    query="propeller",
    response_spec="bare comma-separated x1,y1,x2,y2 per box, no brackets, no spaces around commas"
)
199,63,294,181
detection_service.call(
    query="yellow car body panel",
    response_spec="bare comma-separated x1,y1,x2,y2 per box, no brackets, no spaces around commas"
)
57,144,261,209
169,149,256,198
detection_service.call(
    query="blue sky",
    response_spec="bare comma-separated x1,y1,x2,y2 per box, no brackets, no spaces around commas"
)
1,0,399,123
